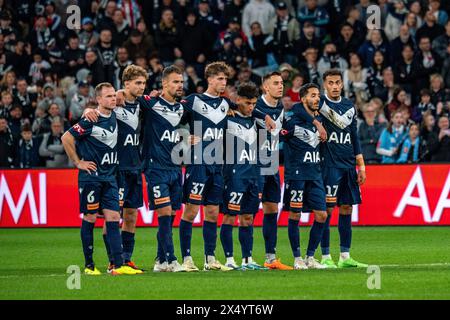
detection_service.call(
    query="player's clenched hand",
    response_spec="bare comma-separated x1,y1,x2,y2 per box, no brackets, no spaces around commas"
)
265,115,276,131
76,160,97,174
189,135,201,145
83,108,99,122
357,169,366,186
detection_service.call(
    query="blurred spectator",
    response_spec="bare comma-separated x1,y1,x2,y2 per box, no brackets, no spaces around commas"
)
318,42,348,78
247,22,275,74
370,97,388,125
429,0,448,26
269,2,300,66
111,9,131,47
155,9,181,66
5,40,32,78
405,12,420,39
391,24,416,63
180,11,210,66
223,0,245,25
0,115,16,167
358,29,391,68
345,6,367,45
394,44,418,95
37,83,65,116
113,46,132,89
124,29,155,62
297,0,330,38
358,102,385,164
16,123,41,168
85,49,106,86
416,89,436,120
0,90,14,119
39,116,68,167
385,0,409,42
428,115,450,162
442,43,450,88
63,34,85,78
117,0,142,29
376,109,408,163
343,52,369,108
14,78,37,121
97,0,117,31
396,123,422,163
242,0,276,38
285,73,305,103
334,22,361,62
415,10,445,43
28,15,55,51
78,17,99,50
429,73,449,114
8,105,24,137
69,81,93,123
95,29,116,83
28,51,51,84
420,111,438,161
297,21,322,62
432,20,450,60
299,46,321,85
386,87,410,119
414,36,441,91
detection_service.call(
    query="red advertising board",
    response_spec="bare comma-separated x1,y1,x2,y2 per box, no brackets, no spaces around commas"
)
0,164,449,227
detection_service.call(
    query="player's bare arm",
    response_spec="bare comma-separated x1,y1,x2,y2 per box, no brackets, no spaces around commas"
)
61,131,97,174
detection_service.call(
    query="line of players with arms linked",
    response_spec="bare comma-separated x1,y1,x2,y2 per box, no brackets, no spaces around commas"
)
62,61,368,275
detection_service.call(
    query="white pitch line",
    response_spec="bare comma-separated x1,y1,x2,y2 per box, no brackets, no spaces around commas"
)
379,263,450,268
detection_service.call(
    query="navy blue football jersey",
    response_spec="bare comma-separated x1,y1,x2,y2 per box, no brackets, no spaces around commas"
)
254,95,284,174
223,111,258,179
139,95,185,170
68,112,118,182
181,93,230,165
294,95,362,168
282,103,322,181
114,100,141,171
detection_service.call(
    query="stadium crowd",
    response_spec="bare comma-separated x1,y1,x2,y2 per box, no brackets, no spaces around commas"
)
0,0,449,168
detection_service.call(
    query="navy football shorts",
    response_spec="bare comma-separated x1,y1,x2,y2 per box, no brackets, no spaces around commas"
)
322,166,362,208
78,179,120,215
183,165,223,206
144,168,182,210
283,179,327,213
258,172,281,204
223,177,260,215
116,169,143,210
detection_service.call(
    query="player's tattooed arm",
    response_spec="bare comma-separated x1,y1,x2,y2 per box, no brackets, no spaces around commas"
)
61,131,97,174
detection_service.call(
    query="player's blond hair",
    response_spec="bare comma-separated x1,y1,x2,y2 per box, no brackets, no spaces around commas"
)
122,65,149,84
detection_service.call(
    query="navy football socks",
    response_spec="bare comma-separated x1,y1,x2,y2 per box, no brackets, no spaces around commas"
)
239,226,252,259
102,233,113,263
288,218,300,258
179,219,193,258
321,214,331,255
263,213,278,254
339,214,352,253
158,216,176,263
307,220,325,257
121,231,135,263
220,223,234,258
81,220,95,267
203,220,217,257
106,221,123,268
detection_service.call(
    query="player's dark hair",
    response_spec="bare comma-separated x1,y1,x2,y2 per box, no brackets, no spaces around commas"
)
262,71,282,83
204,61,230,79
237,82,259,99
122,65,148,83
95,82,114,97
162,65,183,80
323,68,343,81
299,83,320,98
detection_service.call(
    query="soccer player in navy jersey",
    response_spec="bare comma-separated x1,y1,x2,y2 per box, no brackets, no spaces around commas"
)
282,83,328,270
294,69,368,268
138,65,188,272
254,72,293,270
220,82,269,271
84,65,147,273
62,83,140,275
179,62,276,272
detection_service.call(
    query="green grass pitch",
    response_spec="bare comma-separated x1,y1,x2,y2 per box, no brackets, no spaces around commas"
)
0,227,449,300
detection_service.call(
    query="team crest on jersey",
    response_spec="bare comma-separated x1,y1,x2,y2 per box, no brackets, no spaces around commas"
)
193,96,228,124
92,124,118,148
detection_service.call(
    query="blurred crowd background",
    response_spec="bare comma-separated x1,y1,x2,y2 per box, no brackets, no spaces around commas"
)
0,0,449,168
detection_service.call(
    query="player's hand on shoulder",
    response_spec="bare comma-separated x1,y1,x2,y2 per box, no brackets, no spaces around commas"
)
116,90,126,106
265,115,276,131
227,109,235,117
313,120,327,142
75,160,97,174
83,108,99,122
